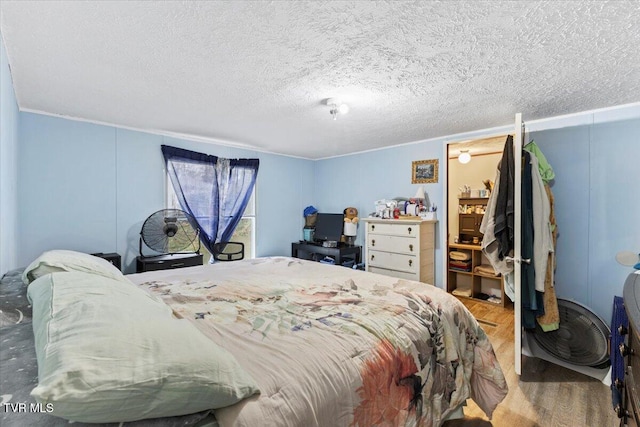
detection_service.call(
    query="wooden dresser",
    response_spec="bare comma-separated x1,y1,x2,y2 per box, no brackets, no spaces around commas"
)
622,271,640,426
362,217,436,284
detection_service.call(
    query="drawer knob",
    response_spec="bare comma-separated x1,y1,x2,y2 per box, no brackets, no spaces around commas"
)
372,239,375,246
408,259,413,267
409,244,414,252
618,324,628,336
407,227,412,234
371,225,375,231
370,254,375,261
619,343,634,357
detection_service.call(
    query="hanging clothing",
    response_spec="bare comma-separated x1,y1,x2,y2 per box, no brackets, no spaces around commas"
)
521,150,545,329
480,169,514,275
480,167,515,302
480,135,557,314
503,272,515,303
524,140,555,183
526,141,560,330
494,136,515,260
537,184,560,331
529,155,554,292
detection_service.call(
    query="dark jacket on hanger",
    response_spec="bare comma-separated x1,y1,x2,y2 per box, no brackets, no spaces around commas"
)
493,135,514,259
521,150,545,328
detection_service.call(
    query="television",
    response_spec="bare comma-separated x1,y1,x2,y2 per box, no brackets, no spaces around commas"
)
314,213,344,243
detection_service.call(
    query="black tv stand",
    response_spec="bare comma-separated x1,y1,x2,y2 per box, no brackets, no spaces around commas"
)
291,242,361,266
297,240,321,246
296,240,345,247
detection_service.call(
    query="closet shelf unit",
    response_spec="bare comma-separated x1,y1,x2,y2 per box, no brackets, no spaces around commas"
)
457,197,488,243
448,243,511,308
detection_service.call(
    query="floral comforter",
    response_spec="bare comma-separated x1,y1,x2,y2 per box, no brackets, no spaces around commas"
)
129,257,507,427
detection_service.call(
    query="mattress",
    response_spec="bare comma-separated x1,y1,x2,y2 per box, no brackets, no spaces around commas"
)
128,257,508,427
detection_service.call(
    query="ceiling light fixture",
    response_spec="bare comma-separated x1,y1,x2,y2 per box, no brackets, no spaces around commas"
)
458,150,471,164
326,98,349,120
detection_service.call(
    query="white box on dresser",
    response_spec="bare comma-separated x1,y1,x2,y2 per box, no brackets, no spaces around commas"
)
362,217,437,284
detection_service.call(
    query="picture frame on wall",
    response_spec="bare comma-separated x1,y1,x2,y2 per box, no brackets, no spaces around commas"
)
412,159,439,184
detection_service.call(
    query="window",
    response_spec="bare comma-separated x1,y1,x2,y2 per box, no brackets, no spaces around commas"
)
167,181,256,263
228,190,255,259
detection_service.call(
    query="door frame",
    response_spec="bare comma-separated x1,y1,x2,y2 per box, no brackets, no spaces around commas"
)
440,113,524,375
513,113,524,375
441,131,514,298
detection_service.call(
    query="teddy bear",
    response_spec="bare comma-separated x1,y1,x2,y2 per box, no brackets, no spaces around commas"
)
343,207,359,243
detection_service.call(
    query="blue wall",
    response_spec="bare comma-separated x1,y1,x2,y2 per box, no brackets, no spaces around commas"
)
314,115,640,322
18,113,315,273
0,36,20,276
533,119,640,322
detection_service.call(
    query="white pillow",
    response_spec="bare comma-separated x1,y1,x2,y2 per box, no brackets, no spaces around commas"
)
22,249,125,284
27,272,260,423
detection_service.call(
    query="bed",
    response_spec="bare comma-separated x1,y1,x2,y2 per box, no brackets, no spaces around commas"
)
1,252,507,426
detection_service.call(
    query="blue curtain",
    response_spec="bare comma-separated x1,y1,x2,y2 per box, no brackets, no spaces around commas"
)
161,145,259,254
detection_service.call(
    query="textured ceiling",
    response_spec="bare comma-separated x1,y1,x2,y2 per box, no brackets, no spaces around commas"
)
1,1,639,159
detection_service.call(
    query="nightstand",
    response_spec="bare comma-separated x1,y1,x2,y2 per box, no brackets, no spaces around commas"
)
91,252,122,271
136,253,203,273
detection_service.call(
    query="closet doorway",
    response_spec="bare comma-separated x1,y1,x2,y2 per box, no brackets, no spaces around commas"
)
446,135,511,307
443,113,526,376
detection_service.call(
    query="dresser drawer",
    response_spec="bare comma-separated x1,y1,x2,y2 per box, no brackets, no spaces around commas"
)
627,330,640,424
626,366,640,427
367,249,417,274
367,234,417,255
367,222,419,237
631,329,640,374
369,266,419,281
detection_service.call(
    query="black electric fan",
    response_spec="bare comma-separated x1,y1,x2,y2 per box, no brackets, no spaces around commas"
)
523,298,611,384
531,299,610,368
139,209,201,257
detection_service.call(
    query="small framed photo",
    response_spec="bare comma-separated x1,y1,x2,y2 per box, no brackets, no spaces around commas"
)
412,159,439,184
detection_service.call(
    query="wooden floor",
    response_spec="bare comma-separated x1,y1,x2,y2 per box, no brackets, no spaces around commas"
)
445,298,618,427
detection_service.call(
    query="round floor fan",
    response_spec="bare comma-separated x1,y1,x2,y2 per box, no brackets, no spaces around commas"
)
139,209,200,257
530,298,610,369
